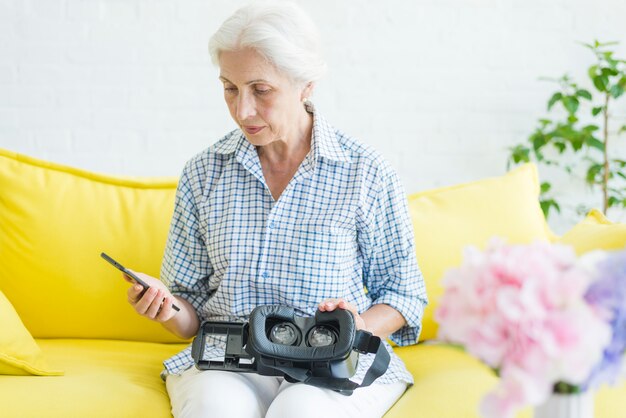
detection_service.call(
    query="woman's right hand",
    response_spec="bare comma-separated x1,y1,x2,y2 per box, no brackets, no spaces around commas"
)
124,271,178,323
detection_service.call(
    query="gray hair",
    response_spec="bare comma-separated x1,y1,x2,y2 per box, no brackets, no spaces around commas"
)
208,2,327,84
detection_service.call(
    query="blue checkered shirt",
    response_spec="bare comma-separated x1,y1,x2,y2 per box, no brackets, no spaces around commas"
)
160,104,427,386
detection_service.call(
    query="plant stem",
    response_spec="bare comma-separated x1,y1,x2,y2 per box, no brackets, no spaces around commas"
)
603,93,610,214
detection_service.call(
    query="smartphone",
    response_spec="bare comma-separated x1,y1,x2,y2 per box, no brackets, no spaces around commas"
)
100,252,180,312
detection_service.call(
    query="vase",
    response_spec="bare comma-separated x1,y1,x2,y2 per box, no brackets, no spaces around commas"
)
533,392,593,418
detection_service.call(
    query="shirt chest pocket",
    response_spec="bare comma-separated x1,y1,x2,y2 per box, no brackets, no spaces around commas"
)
264,219,357,308
285,220,356,272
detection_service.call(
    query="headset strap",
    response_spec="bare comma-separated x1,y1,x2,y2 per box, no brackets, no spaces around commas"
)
272,330,390,395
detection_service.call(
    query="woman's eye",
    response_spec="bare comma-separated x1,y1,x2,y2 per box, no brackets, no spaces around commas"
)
224,86,237,93
254,87,271,95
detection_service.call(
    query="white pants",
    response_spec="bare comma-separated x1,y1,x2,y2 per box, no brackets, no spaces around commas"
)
166,367,407,418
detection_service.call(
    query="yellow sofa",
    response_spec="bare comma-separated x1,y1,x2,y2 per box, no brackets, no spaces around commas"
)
0,147,624,418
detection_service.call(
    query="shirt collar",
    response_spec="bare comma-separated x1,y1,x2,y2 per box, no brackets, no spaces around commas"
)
211,101,352,164
306,101,352,164
211,130,243,155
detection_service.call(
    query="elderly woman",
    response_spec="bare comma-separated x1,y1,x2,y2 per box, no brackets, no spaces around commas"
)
124,2,427,418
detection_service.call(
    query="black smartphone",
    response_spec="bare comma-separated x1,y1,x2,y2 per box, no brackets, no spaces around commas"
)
100,252,180,312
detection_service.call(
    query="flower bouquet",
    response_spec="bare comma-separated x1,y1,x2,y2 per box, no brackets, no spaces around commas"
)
435,239,626,418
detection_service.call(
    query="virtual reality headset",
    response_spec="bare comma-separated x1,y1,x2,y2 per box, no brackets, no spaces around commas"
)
191,305,390,395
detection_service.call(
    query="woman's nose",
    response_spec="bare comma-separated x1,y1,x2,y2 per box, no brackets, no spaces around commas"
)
236,93,256,121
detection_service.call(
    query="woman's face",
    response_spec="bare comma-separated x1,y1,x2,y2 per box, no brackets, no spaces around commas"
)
218,48,311,147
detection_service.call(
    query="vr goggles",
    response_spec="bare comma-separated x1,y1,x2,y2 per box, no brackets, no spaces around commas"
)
191,305,390,395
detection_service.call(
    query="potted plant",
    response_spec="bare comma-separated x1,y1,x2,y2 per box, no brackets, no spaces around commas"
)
508,40,626,219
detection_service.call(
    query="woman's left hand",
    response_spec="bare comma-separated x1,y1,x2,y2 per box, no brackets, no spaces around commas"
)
318,298,367,331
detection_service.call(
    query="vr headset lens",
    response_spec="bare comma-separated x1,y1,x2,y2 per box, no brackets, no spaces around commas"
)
269,322,338,347
269,322,300,346
307,325,337,347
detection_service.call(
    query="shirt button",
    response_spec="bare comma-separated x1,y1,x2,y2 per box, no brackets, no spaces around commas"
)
268,221,276,229
261,271,269,279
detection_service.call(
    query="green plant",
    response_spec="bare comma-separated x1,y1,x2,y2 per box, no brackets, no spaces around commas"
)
508,40,626,218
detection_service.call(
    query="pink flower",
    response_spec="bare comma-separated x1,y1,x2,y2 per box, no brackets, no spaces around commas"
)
435,239,612,418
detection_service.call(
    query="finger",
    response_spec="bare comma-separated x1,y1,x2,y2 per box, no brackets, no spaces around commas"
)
320,298,343,312
127,284,144,304
145,289,165,318
337,299,354,313
156,297,174,322
134,287,158,315
319,299,333,311
122,273,135,284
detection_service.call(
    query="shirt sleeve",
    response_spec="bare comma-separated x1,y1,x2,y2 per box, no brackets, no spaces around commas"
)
358,161,428,346
160,161,213,317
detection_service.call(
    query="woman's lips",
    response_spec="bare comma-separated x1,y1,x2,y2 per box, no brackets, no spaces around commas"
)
244,126,265,135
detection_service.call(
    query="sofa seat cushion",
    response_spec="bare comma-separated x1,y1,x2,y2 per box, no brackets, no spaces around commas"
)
0,339,187,418
388,344,626,418
386,344,529,418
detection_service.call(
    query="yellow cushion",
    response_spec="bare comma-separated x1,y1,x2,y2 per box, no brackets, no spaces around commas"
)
408,164,554,341
387,343,624,418
0,339,187,417
557,209,626,254
0,289,62,376
0,148,183,343
388,344,532,418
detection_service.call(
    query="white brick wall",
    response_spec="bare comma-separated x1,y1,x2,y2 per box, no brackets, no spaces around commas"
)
1,0,625,233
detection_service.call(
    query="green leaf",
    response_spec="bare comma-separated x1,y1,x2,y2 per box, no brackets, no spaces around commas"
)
601,67,619,77
540,182,552,193
547,92,562,110
567,132,585,151
609,84,624,98
592,106,604,116
598,40,620,48
583,124,599,133
553,141,567,153
509,145,530,164
586,164,603,184
602,50,614,59
606,57,619,68
593,76,607,91
612,159,626,167
621,125,626,134
540,199,561,218
588,65,599,80
562,96,579,114
576,89,592,100
585,136,605,151
531,132,548,152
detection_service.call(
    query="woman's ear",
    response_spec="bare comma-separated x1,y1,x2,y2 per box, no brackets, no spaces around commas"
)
301,82,315,102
